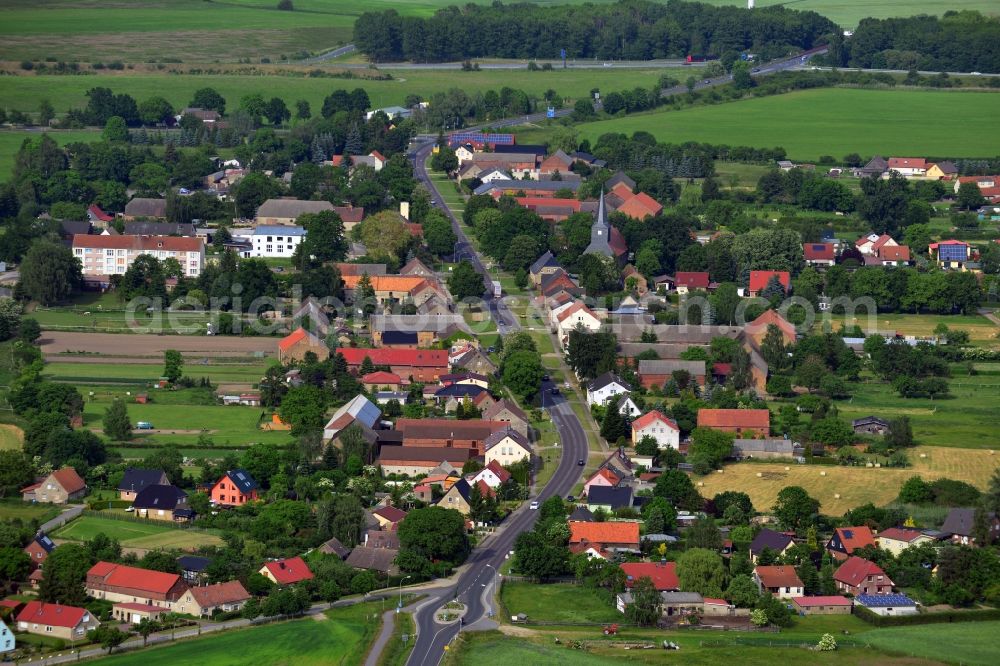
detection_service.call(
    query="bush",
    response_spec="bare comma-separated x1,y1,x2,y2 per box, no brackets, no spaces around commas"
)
817,633,837,651
277,0,293,9
20,60,34,70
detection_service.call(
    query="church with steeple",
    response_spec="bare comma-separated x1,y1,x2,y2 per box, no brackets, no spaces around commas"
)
583,190,628,263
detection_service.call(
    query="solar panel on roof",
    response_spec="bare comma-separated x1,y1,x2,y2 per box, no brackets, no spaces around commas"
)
812,244,826,250
843,530,853,538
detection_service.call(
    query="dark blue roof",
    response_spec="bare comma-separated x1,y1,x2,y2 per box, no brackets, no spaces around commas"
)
587,486,633,509
177,555,211,572
382,330,418,344
118,467,167,493
33,533,56,553
225,469,259,494
749,528,794,555
132,484,187,510
857,594,915,607
435,384,486,398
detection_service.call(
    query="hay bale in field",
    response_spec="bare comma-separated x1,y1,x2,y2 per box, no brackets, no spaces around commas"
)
756,472,763,478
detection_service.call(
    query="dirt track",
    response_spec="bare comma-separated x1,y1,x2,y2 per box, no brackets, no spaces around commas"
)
38,331,277,358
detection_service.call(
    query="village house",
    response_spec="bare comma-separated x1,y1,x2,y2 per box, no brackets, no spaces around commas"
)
278,327,330,364
852,416,890,435
372,505,408,531
834,557,894,596
583,467,620,497
827,526,877,561
697,409,770,437
254,198,332,226
86,562,188,607
483,429,532,467
855,233,899,256
749,528,795,563
855,594,918,616
451,344,498,376
731,438,799,460
587,372,631,406
569,521,641,556
377,446,474,477
791,596,852,615
112,603,169,625
437,479,474,515
887,157,927,178
620,561,679,591
529,251,562,286
123,197,167,220
322,394,381,442
245,225,305,258
132,484,192,522
671,271,712,295
746,270,790,298
877,527,937,556
72,234,204,279
955,175,1000,203
941,507,1000,546
209,469,260,507
637,359,707,389
370,314,471,349
21,467,87,504
803,242,836,267
928,240,971,270
471,461,511,490
552,301,603,348
336,348,450,383
259,557,314,586
118,468,168,502
177,556,211,585
362,371,403,391
481,400,529,438
753,565,804,599
16,602,99,641
631,410,680,450
23,533,56,572
394,418,508,455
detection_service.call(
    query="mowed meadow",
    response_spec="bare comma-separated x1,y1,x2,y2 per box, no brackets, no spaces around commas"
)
578,88,1000,160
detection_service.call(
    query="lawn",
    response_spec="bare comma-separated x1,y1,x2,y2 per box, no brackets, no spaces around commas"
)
0,500,59,523
697,444,994,516
94,600,385,666
44,360,273,385
861,619,1000,665
445,628,923,666
0,130,101,182
53,515,223,550
818,313,999,348
0,423,23,450
500,583,622,624
834,377,1000,449
578,88,1000,161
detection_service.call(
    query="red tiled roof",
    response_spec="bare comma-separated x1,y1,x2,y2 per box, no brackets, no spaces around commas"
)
832,526,876,554
754,565,803,588
928,240,969,249
261,557,314,585
620,562,678,591
476,479,496,497
72,234,202,252
483,460,512,483
878,527,924,543
803,242,835,261
279,327,323,352
16,601,88,628
712,363,732,376
617,192,662,220
674,272,710,289
49,467,86,494
791,595,851,607
631,410,678,432
333,205,364,224
336,348,448,368
87,562,182,594
834,556,886,587
342,275,427,292
878,246,910,262
609,225,628,257
870,234,896,252
88,204,113,222
697,409,770,430
588,468,620,487
362,371,402,385
569,522,640,546
188,581,250,607
888,158,926,169
556,301,597,324
704,597,729,606
746,309,796,340
373,505,408,523
748,270,790,294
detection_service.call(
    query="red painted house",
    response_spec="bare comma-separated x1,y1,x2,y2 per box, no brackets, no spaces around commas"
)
834,557,894,596
209,469,260,507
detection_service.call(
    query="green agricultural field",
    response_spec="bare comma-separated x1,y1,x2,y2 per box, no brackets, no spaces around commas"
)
53,515,223,550
836,376,1000,449
0,67,673,116
578,88,1000,161
0,130,101,181
500,583,623,624
94,600,385,666
700,0,999,27
861,620,1000,665
44,361,273,385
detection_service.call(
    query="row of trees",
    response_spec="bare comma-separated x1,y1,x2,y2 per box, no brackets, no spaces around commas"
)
355,1,835,62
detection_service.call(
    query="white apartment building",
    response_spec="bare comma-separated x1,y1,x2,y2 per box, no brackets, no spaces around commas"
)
72,234,204,278
248,225,306,258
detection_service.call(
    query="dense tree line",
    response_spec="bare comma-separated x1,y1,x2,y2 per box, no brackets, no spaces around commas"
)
354,1,835,62
826,11,1000,74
